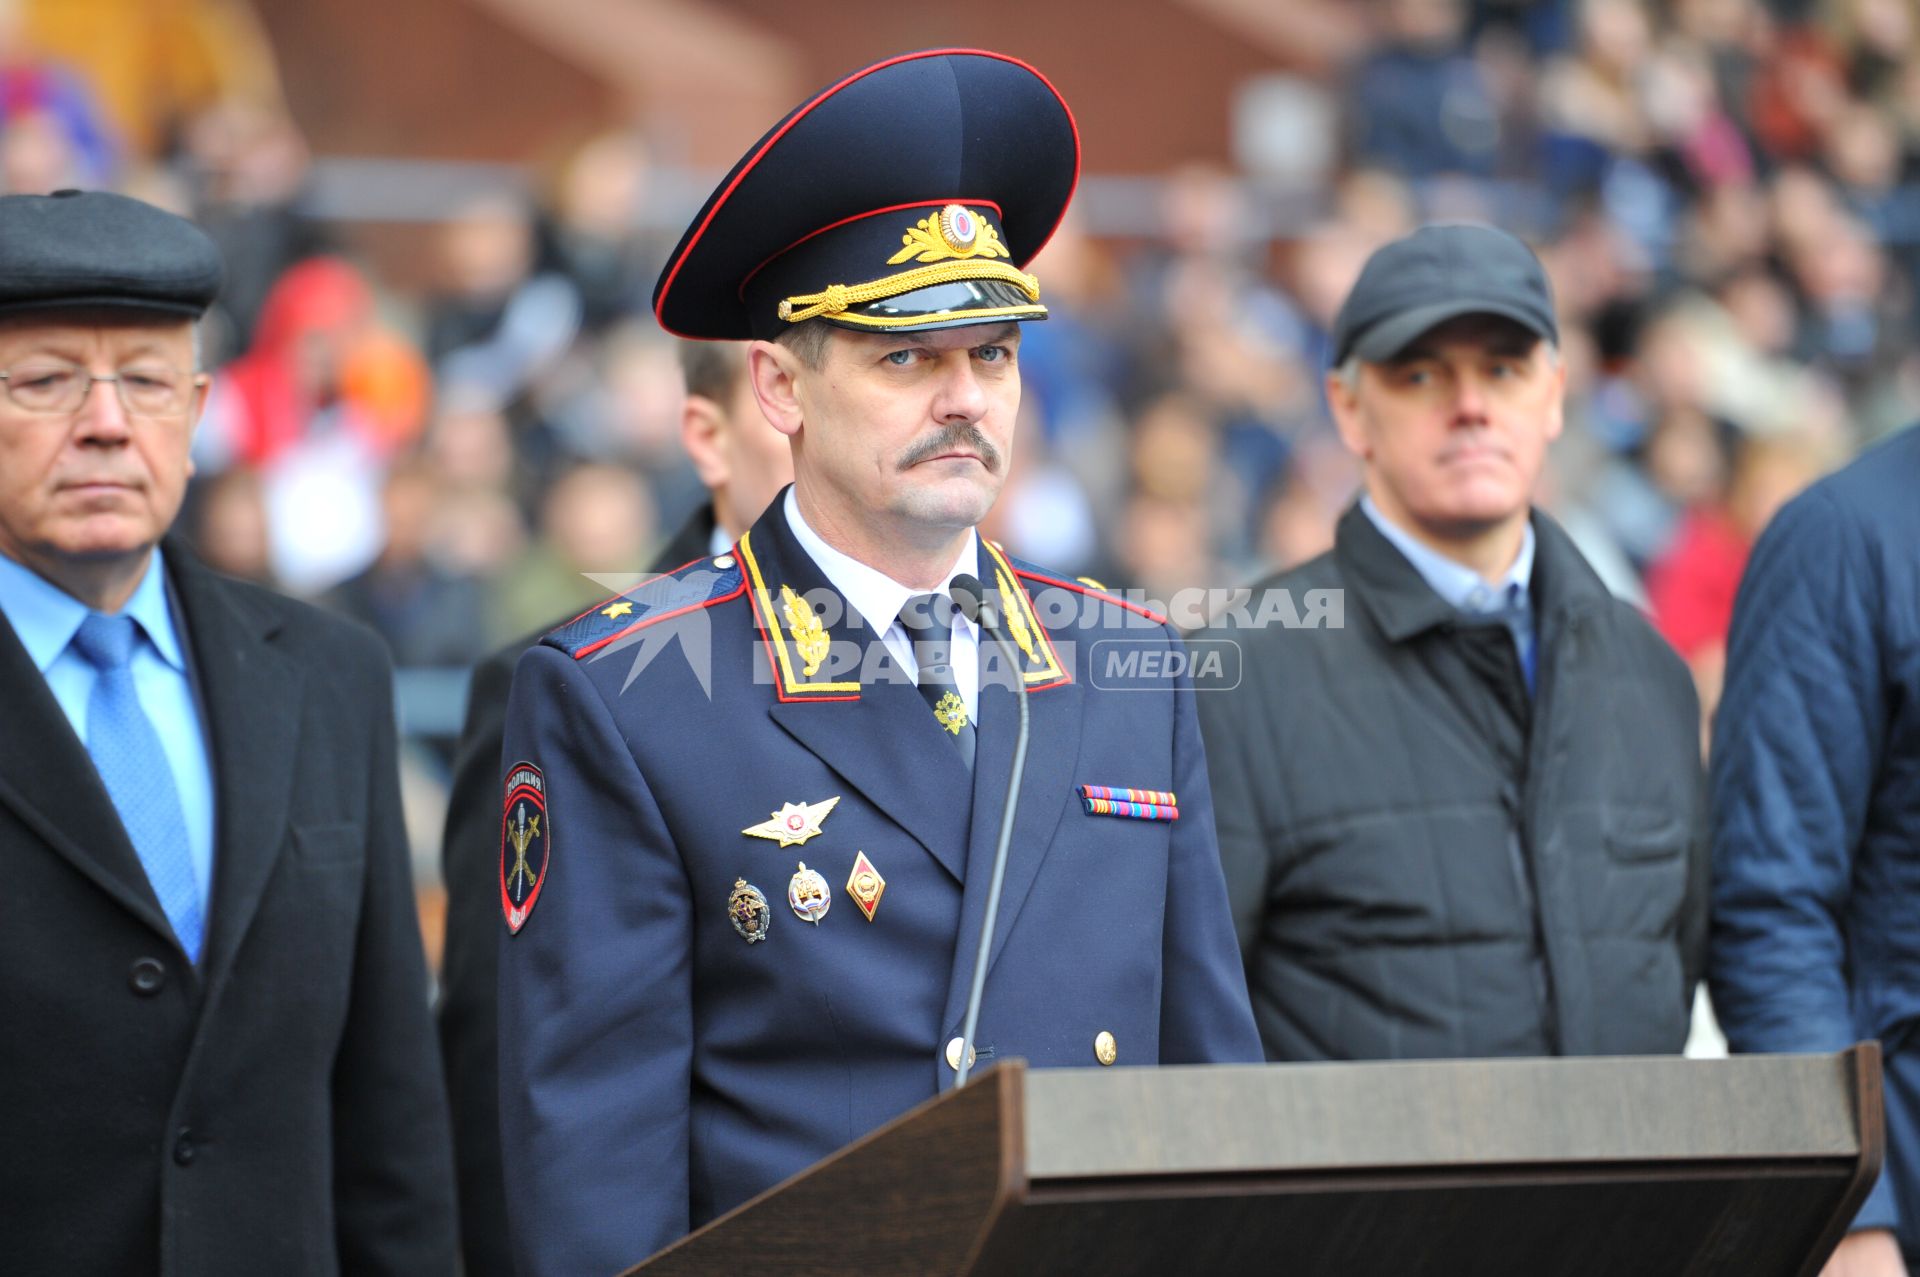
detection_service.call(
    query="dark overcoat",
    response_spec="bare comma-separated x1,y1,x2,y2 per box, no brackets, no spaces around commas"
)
3,543,457,1276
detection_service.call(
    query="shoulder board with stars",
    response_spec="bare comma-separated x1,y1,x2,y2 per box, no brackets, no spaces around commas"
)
993,546,1168,626
543,552,746,660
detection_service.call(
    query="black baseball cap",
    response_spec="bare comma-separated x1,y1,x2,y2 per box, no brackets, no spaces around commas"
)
1330,223,1556,367
0,189,222,319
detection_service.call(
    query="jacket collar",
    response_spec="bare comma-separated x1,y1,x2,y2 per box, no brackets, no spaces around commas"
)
1336,500,1611,645
736,490,1065,702
1361,496,1535,617
781,487,981,659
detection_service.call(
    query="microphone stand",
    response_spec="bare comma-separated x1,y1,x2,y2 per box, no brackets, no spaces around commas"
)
949,574,1030,1088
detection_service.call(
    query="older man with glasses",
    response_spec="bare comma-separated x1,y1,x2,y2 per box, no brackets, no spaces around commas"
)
0,189,456,1276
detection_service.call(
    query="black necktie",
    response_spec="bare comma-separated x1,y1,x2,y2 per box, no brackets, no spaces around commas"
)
898,592,975,772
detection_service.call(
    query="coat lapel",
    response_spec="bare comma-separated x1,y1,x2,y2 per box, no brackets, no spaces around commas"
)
167,547,304,982
768,687,973,882
744,509,972,881
0,604,175,944
938,548,1083,1033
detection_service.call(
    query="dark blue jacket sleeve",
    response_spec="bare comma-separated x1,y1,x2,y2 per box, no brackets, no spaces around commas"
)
498,644,694,1275
1708,485,1893,1230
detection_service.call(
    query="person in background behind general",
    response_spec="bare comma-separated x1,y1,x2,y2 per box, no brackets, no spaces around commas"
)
436,336,789,1276
1197,223,1708,1063
1710,426,1920,1277
0,189,454,1275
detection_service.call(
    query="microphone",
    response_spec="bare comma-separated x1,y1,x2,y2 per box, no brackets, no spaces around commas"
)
946,573,1031,1088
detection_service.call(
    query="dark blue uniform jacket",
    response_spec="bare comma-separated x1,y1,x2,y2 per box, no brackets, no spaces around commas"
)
496,502,1259,1275
1710,426,1920,1256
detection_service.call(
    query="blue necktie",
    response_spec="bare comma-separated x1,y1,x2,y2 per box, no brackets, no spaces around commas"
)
71,612,204,962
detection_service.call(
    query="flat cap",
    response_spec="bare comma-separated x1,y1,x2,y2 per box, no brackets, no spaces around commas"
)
1331,223,1555,367
0,189,223,319
654,48,1079,341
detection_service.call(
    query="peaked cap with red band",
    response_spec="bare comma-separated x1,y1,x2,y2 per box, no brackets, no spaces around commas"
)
653,48,1079,341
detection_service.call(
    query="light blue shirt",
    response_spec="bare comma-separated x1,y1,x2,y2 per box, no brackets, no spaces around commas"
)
0,549,217,910
1361,496,1538,688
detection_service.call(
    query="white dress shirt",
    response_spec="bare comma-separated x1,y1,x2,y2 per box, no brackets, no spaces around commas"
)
783,488,981,724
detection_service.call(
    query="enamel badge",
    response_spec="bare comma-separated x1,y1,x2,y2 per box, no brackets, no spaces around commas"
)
743,795,842,847
846,851,885,922
729,879,771,943
500,762,551,934
788,862,831,924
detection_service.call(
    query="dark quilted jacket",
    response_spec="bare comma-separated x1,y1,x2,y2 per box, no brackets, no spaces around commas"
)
1710,426,1920,1250
1198,503,1707,1061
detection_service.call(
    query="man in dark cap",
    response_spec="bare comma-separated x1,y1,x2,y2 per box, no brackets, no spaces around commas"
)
0,190,456,1274
1197,223,1707,1064
494,50,1259,1275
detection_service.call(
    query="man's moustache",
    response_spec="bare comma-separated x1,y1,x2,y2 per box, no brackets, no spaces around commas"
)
897,424,1001,472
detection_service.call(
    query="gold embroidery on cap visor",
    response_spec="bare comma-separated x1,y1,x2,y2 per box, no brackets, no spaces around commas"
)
777,261,1045,327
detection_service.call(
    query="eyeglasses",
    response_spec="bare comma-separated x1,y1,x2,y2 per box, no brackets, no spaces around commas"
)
0,361,207,417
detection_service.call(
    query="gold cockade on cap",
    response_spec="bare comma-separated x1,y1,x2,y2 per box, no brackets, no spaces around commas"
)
888,204,1010,266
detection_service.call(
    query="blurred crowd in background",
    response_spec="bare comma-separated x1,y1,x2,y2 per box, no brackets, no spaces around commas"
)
5,0,1917,925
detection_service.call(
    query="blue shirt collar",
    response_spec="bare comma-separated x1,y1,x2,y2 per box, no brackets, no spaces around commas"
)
0,548,184,673
1360,496,1534,617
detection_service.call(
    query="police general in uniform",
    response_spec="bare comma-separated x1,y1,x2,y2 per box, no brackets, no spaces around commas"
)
496,50,1261,1275
0,192,455,1274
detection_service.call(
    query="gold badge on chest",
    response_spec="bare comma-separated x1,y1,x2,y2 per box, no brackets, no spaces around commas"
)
743,795,841,847
846,851,886,922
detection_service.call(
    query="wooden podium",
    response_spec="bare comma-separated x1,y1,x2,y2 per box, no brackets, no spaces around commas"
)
627,1046,1882,1276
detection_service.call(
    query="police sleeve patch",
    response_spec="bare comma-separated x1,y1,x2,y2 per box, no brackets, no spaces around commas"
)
500,762,551,934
